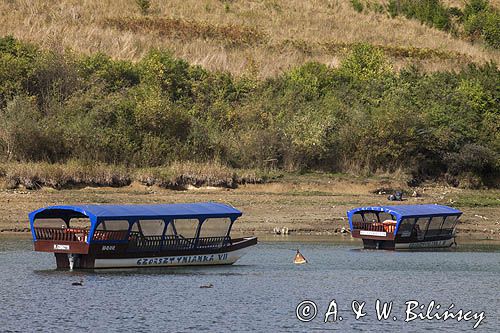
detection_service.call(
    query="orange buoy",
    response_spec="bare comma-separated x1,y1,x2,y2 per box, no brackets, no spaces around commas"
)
294,249,308,264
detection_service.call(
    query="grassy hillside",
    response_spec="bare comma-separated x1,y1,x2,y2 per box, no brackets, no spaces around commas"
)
0,0,498,77
0,1,499,190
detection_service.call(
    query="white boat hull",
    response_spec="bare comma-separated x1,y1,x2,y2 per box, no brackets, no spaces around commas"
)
94,247,249,268
395,238,455,249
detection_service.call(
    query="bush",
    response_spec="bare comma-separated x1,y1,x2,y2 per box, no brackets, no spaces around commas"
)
446,144,497,176
388,0,452,31
351,0,364,13
482,11,500,48
339,43,392,80
78,53,139,91
0,36,39,107
463,0,500,48
139,50,194,102
445,144,499,187
0,37,498,187
0,96,49,161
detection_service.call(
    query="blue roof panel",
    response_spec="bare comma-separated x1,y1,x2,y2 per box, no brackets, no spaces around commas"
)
380,204,461,217
347,204,461,220
29,202,242,221
28,202,242,243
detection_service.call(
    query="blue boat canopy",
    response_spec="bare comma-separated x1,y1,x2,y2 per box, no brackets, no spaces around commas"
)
347,204,462,221
347,204,462,231
29,202,242,226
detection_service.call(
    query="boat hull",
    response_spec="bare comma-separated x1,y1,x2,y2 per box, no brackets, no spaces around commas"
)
361,237,455,250
94,247,249,268
52,237,257,269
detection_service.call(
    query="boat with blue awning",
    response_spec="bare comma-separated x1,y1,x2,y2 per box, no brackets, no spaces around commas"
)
347,204,462,250
29,202,257,269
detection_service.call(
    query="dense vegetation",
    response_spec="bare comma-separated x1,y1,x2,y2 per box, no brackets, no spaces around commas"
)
0,37,498,188
353,0,500,49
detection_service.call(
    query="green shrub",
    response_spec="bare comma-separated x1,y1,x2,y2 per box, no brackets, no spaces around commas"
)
463,0,500,48
78,53,139,91
351,0,364,13
0,36,39,107
445,144,498,188
388,0,452,31
482,11,500,48
463,0,489,17
139,49,194,102
339,43,392,80
0,37,498,187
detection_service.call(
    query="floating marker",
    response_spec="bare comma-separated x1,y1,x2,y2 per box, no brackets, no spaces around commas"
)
294,249,308,264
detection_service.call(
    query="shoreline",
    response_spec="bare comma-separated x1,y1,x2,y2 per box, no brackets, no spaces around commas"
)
1,177,498,241
2,231,500,248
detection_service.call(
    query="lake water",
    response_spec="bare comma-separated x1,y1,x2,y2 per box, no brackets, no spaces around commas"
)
0,235,499,332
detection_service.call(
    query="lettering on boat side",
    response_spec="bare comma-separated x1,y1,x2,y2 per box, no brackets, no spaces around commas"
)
135,253,229,266
294,299,485,329
53,244,70,250
102,245,115,251
360,230,387,237
408,240,448,249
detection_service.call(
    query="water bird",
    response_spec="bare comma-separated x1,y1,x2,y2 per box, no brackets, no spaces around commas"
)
200,283,213,289
293,249,308,265
71,279,84,286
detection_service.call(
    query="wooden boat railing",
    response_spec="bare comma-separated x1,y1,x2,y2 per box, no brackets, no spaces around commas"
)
35,227,232,251
34,227,89,242
127,233,231,252
352,221,398,234
35,227,129,242
352,222,387,232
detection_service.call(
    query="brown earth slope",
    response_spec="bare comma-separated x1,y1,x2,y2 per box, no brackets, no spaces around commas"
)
1,175,498,241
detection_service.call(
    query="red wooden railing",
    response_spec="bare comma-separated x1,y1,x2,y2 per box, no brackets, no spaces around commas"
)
352,222,386,232
352,221,397,234
34,227,89,242
35,227,128,242
35,227,231,251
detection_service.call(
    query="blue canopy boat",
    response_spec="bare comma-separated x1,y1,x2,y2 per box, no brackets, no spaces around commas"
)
29,202,257,269
347,204,462,249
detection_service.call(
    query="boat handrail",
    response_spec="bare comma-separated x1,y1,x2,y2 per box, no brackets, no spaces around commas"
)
128,235,231,252
34,227,89,242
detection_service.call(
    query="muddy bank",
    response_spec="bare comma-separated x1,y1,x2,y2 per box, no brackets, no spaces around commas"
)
1,177,499,240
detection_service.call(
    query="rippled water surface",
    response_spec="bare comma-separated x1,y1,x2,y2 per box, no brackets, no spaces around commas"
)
0,235,499,332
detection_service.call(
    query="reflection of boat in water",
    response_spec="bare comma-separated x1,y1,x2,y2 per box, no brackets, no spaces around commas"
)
29,202,257,269
347,204,461,250
294,250,308,264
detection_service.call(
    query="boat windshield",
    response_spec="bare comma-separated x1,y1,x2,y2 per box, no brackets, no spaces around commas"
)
33,217,91,243
351,211,397,234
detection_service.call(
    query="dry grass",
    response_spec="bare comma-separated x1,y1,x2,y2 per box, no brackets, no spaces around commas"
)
0,161,131,189
102,16,265,45
135,161,267,189
0,161,268,190
1,0,498,77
